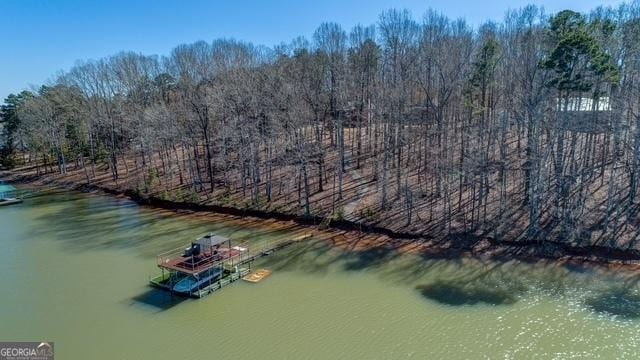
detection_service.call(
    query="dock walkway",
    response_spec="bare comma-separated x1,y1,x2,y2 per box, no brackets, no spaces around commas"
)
237,233,313,266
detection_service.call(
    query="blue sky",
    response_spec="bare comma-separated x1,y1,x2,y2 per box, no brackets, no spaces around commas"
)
1,0,626,101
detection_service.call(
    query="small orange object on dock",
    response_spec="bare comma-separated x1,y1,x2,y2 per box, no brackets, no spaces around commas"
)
243,269,272,283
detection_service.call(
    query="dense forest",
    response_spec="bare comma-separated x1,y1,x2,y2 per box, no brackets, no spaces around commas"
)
3,3,640,250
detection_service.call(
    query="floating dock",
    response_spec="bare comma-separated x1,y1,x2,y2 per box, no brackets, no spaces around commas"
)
243,269,272,283
0,198,22,207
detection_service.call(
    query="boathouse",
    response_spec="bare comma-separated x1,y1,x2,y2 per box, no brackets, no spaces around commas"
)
150,233,252,298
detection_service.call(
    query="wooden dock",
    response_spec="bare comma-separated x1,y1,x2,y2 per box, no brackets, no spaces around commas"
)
237,232,313,265
159,247,244,275
243,269,272,283
149,232,313,298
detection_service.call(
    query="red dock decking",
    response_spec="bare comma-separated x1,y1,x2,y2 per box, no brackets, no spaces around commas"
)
158,247,244,275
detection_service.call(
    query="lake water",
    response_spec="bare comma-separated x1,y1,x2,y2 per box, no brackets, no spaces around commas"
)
0,189,639,359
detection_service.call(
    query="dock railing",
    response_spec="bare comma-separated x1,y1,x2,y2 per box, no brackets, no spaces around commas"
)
156,241,251,274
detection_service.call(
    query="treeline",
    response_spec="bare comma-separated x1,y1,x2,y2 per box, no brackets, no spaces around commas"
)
2,3,640,248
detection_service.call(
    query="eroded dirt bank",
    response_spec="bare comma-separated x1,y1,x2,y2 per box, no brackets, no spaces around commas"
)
4,168,640,271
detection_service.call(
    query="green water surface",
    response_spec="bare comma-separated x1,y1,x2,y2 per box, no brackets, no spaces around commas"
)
0,190,639,359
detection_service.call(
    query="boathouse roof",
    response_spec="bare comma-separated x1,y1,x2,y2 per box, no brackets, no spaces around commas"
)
195,233,230,248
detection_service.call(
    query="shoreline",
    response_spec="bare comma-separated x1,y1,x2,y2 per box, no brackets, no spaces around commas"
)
4,169,640,271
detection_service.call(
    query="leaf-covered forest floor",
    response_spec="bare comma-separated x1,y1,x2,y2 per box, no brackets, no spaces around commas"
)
5,129,640,269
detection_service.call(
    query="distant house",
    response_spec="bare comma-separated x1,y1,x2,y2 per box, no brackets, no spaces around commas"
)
556,97,611,112
556,97,612,134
